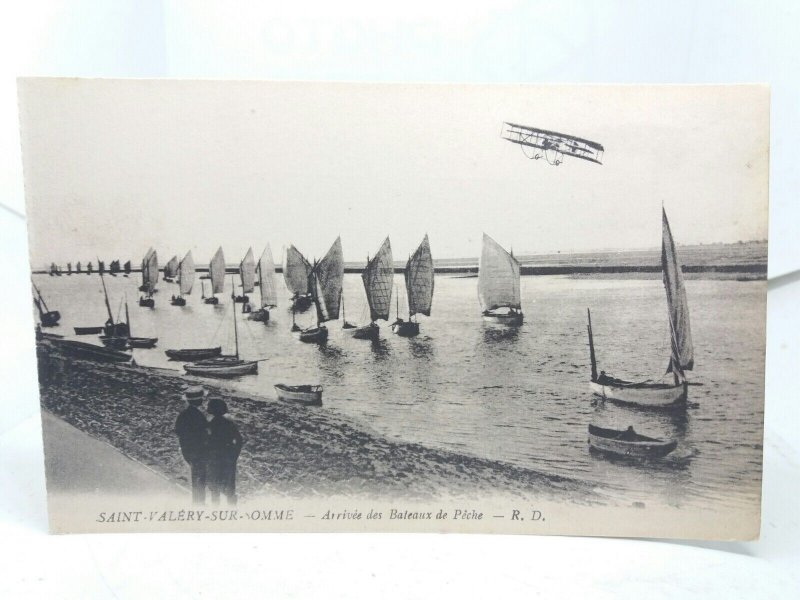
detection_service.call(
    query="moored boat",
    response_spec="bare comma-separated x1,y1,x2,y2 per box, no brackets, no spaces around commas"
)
588,209,693,409
74,325,105,335
32,281,60,327
274,384,323,406
235,248,255,304
391,234,433,337
204,247,225,305
171,250,194,306
163,255,179,282
587,424,677,459
51,338,133,364
165,346,222,361
283,245,313,312
138,248,158,307
478,233,523,325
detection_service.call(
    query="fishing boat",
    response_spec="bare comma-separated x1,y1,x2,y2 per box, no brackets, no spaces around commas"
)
478,233,523,325
163,255,179,282
171,251,194,306
298,237,344,344
274,384,323,406
138,248,158,307
109,259,120,275
587,209,693,409
165,346,222,361
100,300,158,349
123,260,131,276
283,245,313,312
204,247,226,305
32,281,60,327
249,245,278,322
392,234,433,337
587,424,677,459
235,248,255,304
184,275,258,377
86,262,93,275
342,237,393,340
50,338,132,364
66,262,72,275
99,269,130,337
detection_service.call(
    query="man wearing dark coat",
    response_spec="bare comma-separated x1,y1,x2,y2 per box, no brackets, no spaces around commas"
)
174,385,210,504
206,397,244,506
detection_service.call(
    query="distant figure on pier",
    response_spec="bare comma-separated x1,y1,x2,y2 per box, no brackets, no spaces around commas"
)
206,397,243,506
174,385,209,504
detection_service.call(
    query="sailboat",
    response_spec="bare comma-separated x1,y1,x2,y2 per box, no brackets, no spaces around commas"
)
100,299,158,349
32,281,60,327
138,248,158,307
283,245,313,311
392,234,433,337
299,237,344,344
587,208,693,409
478,233,523,325
66,262,72,276
123,260,131,276
109,259,120,275
235,247,256,304
163,255,179,282
171,251,195,306
343,237,393,340
98,267,130,337
87,261,93,275
249,245,278,322
76,261,82,274
184,274,258,377
204,247,226,305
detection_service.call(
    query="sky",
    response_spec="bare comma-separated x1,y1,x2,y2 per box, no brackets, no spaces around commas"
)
18,79,769,268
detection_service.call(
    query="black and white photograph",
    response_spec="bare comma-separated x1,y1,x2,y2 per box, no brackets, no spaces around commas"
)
19,79,768,538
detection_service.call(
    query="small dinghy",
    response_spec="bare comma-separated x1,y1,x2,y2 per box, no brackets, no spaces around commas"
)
184,359,257,378
275,384,323,406
165,346,222,361
587,424,677,459
32,281,60,327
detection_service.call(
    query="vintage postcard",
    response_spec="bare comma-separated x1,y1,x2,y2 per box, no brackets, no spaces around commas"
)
19,80,768,538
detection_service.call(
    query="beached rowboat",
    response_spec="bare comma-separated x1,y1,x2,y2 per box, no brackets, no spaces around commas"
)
274,384,323,406
184,359,258,378
74,326,105,335
51,338,133,363
587,424,677,459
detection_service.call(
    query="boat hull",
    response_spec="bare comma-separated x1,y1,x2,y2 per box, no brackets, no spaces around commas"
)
74,326,105,335
391,320,419,337
184,360,258,378
51,339,132,363
248,308,270,322
291,294,313,312
589,380,687,408
234,295,249,303
274,384,323,406
170,297,186,306
139,297,155,308
299,326,328,344
482,311,523,326
343,323,379,340
588,425,677,459
204,296,219,305
41,311,61,327
165,347,222,361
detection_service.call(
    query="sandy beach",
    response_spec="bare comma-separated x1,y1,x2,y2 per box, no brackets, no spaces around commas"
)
37,339,591,502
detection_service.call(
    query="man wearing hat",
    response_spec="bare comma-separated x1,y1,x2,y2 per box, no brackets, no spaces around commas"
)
174,385,210,503
206,397,244,506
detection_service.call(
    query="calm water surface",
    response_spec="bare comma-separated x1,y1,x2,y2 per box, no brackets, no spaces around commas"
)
35,272,766,510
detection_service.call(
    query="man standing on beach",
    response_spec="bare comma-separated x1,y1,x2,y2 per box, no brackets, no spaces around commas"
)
206,397,243,506
174,385,209,504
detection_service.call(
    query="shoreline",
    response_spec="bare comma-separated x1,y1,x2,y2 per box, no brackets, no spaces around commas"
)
36,340,594,503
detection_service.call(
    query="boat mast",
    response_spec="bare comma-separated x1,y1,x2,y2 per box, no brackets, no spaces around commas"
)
98,263,114,325
125,299,131,334
341,288,346,325
32,281,49,313
231,274,239,359
587,308,598,382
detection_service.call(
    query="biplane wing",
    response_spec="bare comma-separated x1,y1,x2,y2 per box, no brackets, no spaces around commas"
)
501,122,604,165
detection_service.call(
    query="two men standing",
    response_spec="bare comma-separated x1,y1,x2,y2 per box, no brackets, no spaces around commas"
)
174,385,243,505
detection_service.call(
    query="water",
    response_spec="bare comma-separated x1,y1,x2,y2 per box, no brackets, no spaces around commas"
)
34,272,766,510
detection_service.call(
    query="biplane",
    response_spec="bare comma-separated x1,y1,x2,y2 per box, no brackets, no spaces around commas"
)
501,122,604,166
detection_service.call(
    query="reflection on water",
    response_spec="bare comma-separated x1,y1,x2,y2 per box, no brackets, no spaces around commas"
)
35,272,765,511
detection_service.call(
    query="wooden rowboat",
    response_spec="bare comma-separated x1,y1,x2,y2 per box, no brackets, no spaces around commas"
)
184,359,258,378
100,336,158,350
589,375,687,408
74,326,105,335
165,346,222,361
51,338,133,364
588,424,677,459
275,384,323,406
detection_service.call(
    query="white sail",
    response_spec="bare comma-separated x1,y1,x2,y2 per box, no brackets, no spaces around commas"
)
662,209,694,371
362,237,393,322
178,251,195,296
405,234,434,317
478,233,521,311
165,255,179,278
283,245,312,296
240,247,256,294
311,237,344,323
147,250,159,290
141,247,153,287
257,245,278,308
209,247,226,295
